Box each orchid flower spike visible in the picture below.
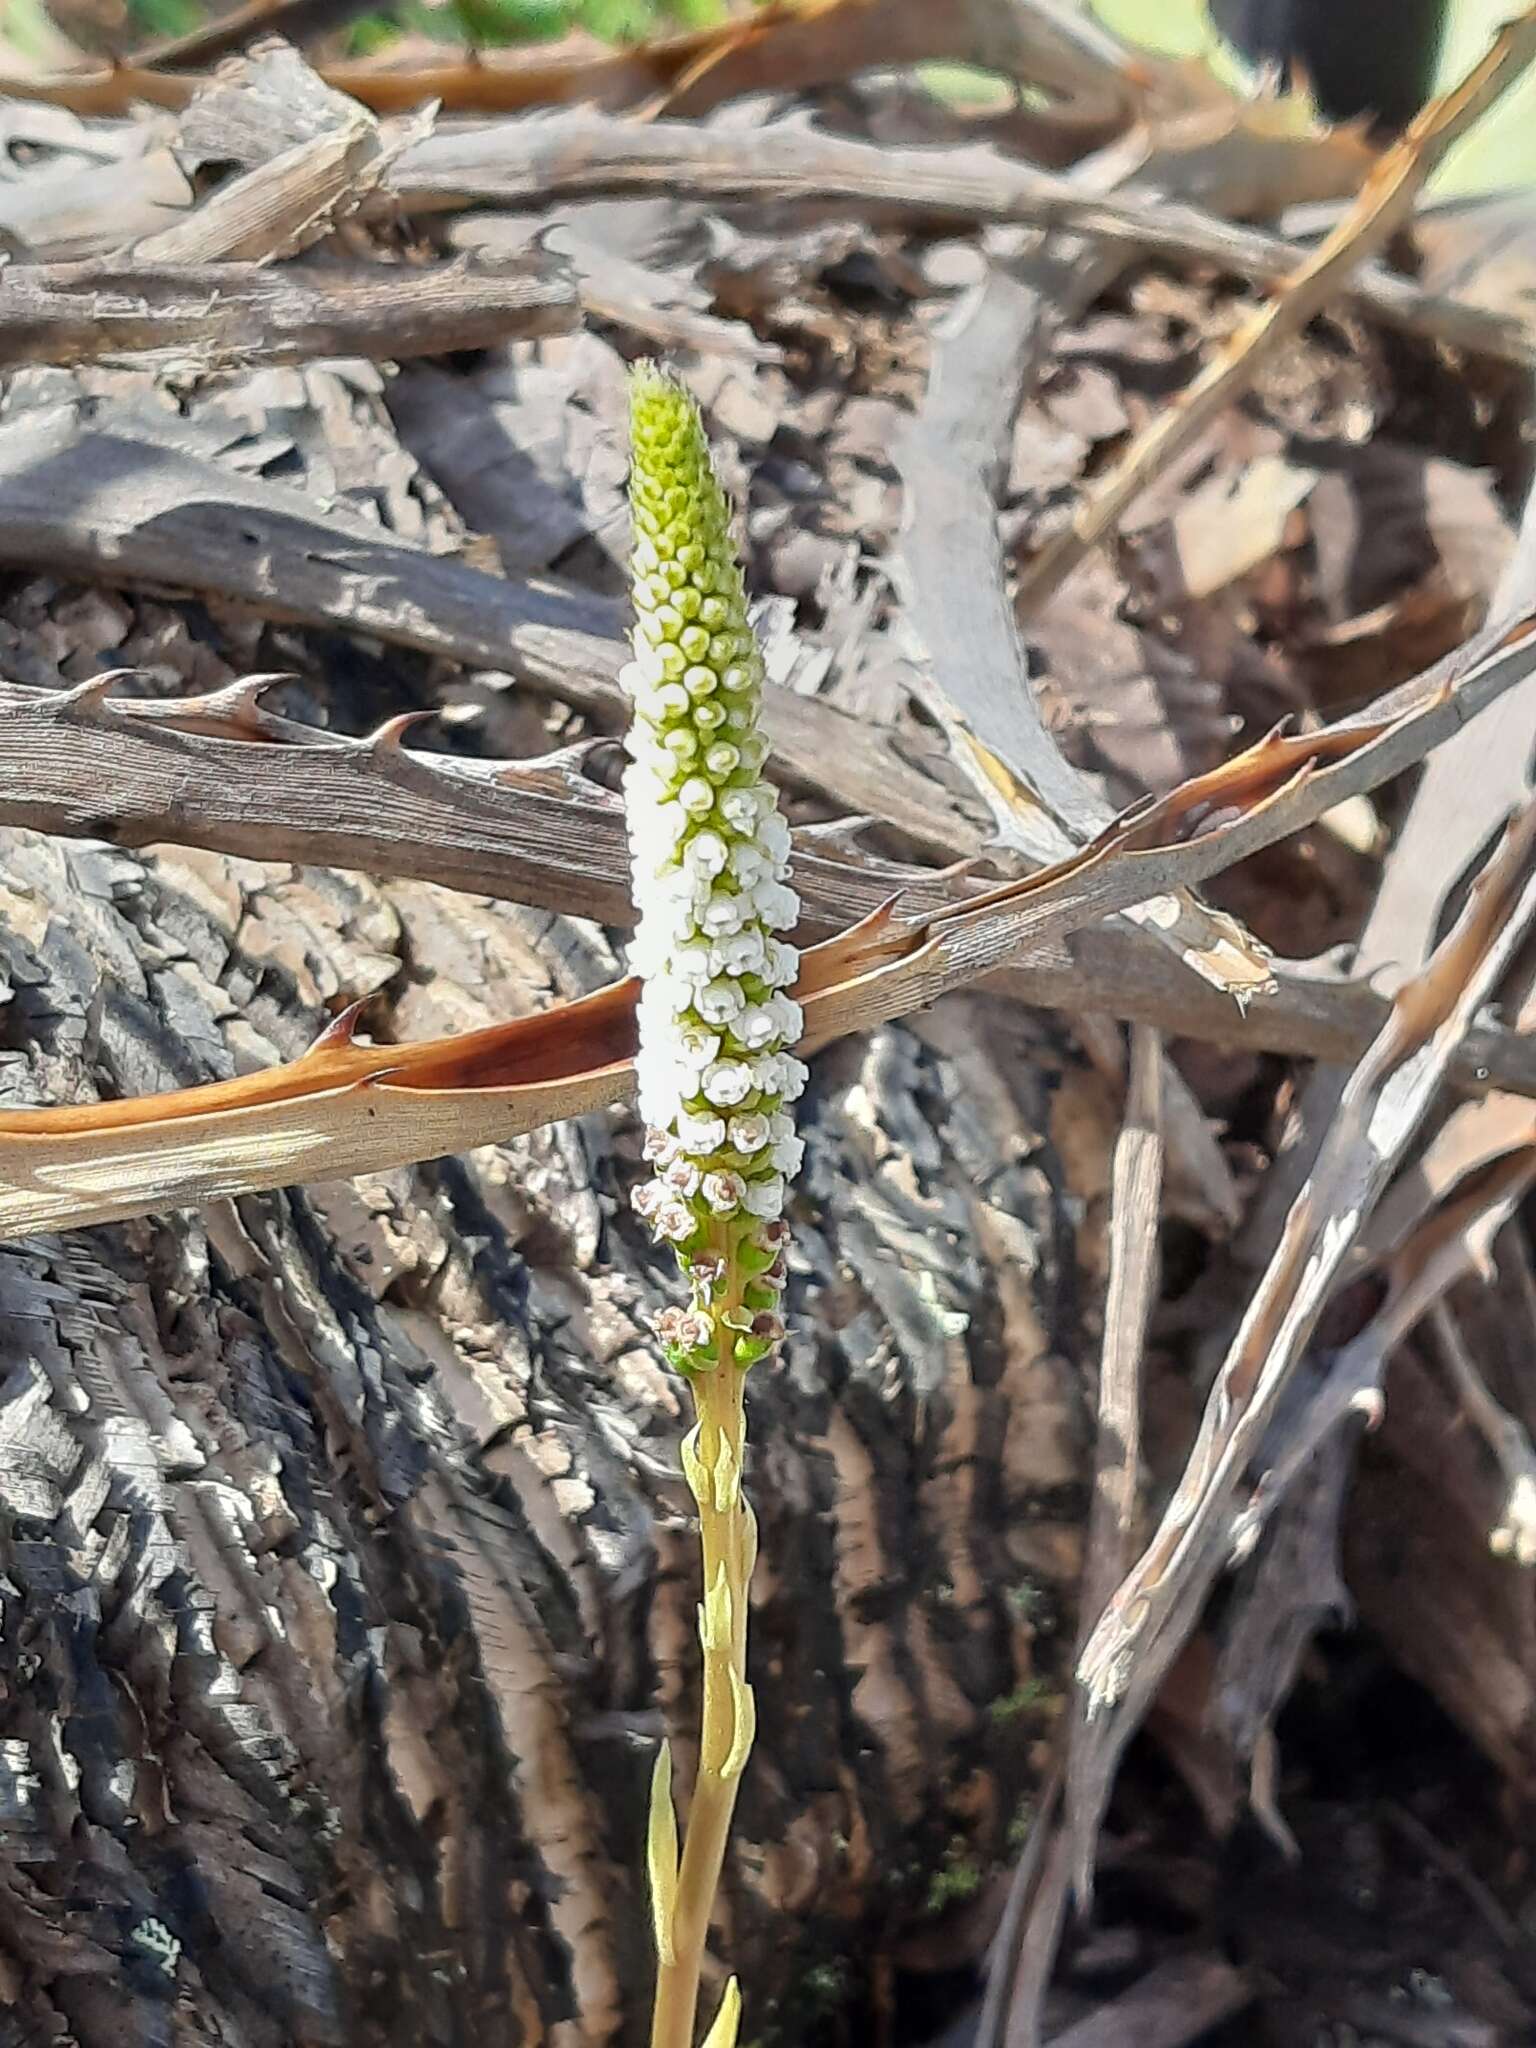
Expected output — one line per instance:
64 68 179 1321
622 363 805 1373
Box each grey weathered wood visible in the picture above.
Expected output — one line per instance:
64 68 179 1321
0 259 578 372
391 114 1536 367
0 827 1088 2045
0 402 625 701
0 405 977 851
896 253 1107 846
4 678 1536 1098
5 102 1525 361
128 69 398 265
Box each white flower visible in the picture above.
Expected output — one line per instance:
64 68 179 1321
683 831 728 879
742 1175 786 1219
759 812 792 865
626 930 664 981
748 1054 787 1096
770 1132 804 1177
654 798 689 848
645 973 693 1022
746 1053 810 1103
728 841 769 887
702 1059 753 1107
622 735 661 777
702 1171 746 1214
655 1199 696 1242
675 1025 722 1071
671 940 712 983
698 891 747 936
763 940 798 989
677 1109 728 1153
696 978 745 1025
658 1306 714 1352
736 1005 778 1050
719 789 763 833
728 1112 771 1154
768 994 804 1040
635 1066 672 1129
753 881 799 929
624 366 809 1368
638 1060 680 1124
711 930 766 977
636 979 676 1025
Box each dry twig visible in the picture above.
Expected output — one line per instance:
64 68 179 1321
1431 1302 1536 1566
894 244 1271 1004
1082 1025 1161 1632
8 91 1520 364
7 590 1536 1092
1239 460 1536 1256
1046 1953 1256 2048
0 259 577 371
382 113 1531 367
1070 798 1536 1901
129 75 412 263
9 662 1536 1237
1014 9 1536 616
978 1025 1163 2048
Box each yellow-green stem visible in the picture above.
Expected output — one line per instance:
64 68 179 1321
650 1353 754 2048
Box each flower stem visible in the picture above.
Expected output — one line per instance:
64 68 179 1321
651 1329 755 2048
623 365 789 2048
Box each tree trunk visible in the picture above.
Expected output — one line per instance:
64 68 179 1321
0 824 1092 2046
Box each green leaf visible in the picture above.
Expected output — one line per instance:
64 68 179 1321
126 0 203 38
464 0 575 40
662 0 728 23
578 0 659 43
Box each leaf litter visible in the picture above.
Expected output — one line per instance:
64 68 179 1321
2 4 1536 2043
